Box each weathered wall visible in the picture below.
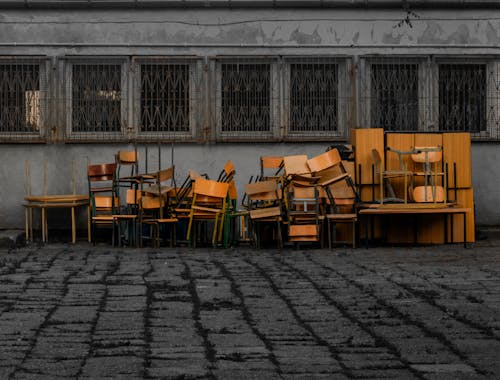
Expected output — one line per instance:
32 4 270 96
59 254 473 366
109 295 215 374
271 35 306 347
0 7 499 228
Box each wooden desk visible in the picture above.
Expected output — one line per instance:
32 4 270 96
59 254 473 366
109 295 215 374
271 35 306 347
358 206 471 247
24 194 89 243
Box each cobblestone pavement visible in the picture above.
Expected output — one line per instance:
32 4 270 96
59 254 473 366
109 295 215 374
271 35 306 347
0 243 499 379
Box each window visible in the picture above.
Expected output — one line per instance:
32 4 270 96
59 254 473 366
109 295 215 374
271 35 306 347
141 63 189 133
439 64 486 133
65 60 126 140
216 61 276 140
137 61 197 140
369 63 419 131
0 61 44 140
286 61 342 137
72 64 121 133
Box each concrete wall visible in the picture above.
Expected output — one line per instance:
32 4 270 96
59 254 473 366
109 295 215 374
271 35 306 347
1 7 500 228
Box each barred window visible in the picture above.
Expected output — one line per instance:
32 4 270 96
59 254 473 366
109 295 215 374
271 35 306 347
370 63 419 131
220 63 270 134
71 63 122 133
140 63 190 133
288 62 338 133
0 63 41 134
439 64 486 133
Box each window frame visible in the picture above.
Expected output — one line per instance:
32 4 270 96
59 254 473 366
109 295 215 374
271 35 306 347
433 57 495 140
132 57 201 142
361 56 427 133
63 57 128 142
213 57 279 142
282 56 351 141
0 57 49 143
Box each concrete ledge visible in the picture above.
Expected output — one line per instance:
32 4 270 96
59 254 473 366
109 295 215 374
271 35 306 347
0 230 26 249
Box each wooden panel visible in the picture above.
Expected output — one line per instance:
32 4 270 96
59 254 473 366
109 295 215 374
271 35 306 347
443 132 472 189
359 184 381 203
414 133 443 147
447 188 475 243
417 215 445 244
289 224 318 237
353 128 384 185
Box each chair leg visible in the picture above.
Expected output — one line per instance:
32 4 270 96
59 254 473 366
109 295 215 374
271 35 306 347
328 218 332 250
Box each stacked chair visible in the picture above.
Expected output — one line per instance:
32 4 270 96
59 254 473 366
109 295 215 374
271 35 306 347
306 149 359 248
283 155 323 245
87 163 119 245
86 147 361 249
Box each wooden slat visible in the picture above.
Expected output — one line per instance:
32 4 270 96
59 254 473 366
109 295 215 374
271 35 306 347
289 224 318 237
250 207 281 219
443 132 472 188
353 128 384 185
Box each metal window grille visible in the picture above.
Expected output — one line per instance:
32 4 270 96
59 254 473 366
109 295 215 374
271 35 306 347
289 62 338 133
219 62 271 137
283 57 351 140
140 63 190 133
369 63 419 131
0 61 46 141
69 62 123 138
438 64 486 133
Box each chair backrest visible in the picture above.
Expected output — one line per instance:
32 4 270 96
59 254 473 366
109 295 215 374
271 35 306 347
141 193 166 210
261 156 283 170
283 155 310 176
218 161 236 182
413 185 445 203
245 180 280 201
156 166 174 183
307 149 342 174
126 189 141 205
260 156 283 179
193 178 229 199
93 196 119 210
88 163 117 182
411 146 442 164
116 150 139 164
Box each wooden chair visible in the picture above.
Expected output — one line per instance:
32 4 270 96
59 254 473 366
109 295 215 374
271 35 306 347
411 146 446 203
372 148 414 204
244 180 283 248
186 178 229 247
115 150 139 182
139 192 177 248
88 163 118 245
307 149 358 248
217 160 236 183
260 156 283 181
286 183 323 244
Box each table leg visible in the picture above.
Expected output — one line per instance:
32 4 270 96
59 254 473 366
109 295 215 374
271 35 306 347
463 212 467 248
71 206 76 243
87 206 91 243
25 208 29 241
41 208 45 242
30 208 33 241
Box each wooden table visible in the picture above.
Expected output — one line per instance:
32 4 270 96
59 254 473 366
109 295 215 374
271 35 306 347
24 194 90 243
358 205 471 248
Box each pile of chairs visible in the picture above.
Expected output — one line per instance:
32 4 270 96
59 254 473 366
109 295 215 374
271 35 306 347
87 146 359 248
88 148 237 248
243 148 359 248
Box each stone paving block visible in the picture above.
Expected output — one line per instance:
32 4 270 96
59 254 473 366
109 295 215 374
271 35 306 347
2 245 500 378
50 306 98 324
20 358 82 377
80 356 144 377
147 359 210 378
